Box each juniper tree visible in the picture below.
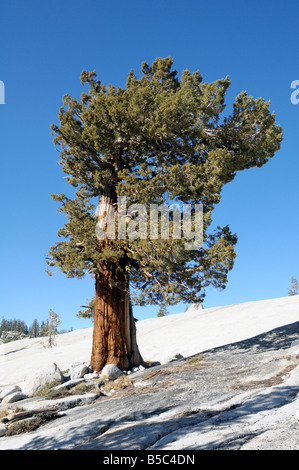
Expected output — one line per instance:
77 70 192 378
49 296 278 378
47 57 282 372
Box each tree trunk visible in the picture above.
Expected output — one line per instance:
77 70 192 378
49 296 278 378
90 189 142 372
90 261 142 372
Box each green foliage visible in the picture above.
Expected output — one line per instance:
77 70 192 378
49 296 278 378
186 354 203 364
34 380 62 397
5 412 58 436
39 321 48 337
47 57 283 305
77 297 95 319
157 304 169 317
0 318 28 337
29 319 40 337
5 419 41 436
48 309 61 333
0 315 71 344
288 277 299 296
47 309 61 348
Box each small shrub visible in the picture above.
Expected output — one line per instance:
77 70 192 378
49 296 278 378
45 382 95 400
186 354 203 364
6 412 58 436
98 424 109 435
45 387 68 400
6 417 42 436
73 382 90 393
35 380 62 397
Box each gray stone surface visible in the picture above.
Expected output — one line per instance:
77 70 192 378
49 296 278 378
0 385 21 401
70 361 89 380
0 424 7 437
1 321 299 450
53 378 85 391
2 392 28 404
21 363 65 397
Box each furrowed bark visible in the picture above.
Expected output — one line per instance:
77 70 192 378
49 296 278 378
90 189 142 372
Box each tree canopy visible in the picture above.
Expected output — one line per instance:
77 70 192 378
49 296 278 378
47 57 282 307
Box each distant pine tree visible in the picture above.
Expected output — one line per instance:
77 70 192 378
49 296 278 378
0 317 8 337
40 321 47 337
157 304 169 317
0 317 29 343
288 277 299 296
47 310 61 348
29 319 40 337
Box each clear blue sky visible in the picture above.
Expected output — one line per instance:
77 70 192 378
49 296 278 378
0 0 298 331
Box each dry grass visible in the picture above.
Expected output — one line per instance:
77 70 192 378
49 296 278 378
45 381 96 400
34 380 62 397
5 411 58 436
232 363 298 391
100 375 134 394
0 408 10 420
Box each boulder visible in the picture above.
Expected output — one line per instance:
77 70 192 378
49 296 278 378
164 353 184 363
100 364 123 380
53 378 84 391
185 303 204 313
70 361 89 380
170 353 184 362
0 424 7 437
2 392 27 405
22 363 65 397
84 372 99 380
0 385 21 401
